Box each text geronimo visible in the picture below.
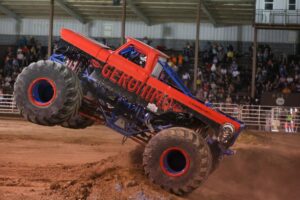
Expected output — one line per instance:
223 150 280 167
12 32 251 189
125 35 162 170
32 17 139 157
101 64 183 112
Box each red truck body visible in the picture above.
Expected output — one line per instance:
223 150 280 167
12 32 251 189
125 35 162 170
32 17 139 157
61 28 243 135
14 28 246 195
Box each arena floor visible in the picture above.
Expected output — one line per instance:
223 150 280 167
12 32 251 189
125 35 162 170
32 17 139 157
0 117 300 200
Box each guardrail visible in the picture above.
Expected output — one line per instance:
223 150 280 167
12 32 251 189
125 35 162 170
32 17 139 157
0 94 299 133
256 9 300 25
0 94 18 114
213 103 300 133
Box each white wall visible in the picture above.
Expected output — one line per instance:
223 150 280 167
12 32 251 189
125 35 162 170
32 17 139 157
256 0 300 10
256 0 300 24
0 17 297 44
0 18 16 35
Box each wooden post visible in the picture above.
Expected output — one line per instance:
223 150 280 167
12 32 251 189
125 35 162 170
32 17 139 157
193 2 201 92
237 25 243 52
251 26 257 98
121 0 126 44
48 0 54 58
15 19 21 44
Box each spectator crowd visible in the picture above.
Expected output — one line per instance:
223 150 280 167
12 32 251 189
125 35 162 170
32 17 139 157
166 42 251 104
0 36 45 94
165 42 300 105
255 44 300 96
0 36 299 105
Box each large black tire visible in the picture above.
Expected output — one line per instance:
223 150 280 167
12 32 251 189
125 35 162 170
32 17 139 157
143 127 212 195
14 60 82 126
61 114 94 129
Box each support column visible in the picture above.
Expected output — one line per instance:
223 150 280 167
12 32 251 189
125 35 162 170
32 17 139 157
296 31 300 54
15 19 21 44
121 0 126 45
193 2 201 92
48 0 54 58
251 26 258 98
237 25 243 52
84 21 92 37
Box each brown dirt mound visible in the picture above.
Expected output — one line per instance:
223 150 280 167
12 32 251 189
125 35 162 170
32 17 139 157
45 147 181 200
1 119 300 200
0 150 180 200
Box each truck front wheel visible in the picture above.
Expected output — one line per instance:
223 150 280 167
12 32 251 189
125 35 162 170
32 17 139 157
14 60 82 126
143 127 212 195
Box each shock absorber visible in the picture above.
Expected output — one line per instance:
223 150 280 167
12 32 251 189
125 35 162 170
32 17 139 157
116 97 154 132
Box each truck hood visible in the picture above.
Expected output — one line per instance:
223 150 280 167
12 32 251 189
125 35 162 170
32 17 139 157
60 28 111 62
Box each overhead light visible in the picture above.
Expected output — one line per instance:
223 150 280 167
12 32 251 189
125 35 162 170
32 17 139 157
219 123 235 144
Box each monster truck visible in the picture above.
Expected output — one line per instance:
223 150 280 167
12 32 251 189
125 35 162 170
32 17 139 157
14 29 244 195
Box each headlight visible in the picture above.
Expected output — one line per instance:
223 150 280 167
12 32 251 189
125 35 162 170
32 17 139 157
219 123 235 144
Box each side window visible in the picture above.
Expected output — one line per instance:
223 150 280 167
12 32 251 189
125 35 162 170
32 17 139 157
151 61 163 78
264 0 273 10
151 59 177 88
289 0 296 10
119 45 147 68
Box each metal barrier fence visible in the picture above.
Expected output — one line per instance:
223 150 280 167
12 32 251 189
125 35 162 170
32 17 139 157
213 103 300 133
256 9 300 25
0 94 18 114
0 94 299 133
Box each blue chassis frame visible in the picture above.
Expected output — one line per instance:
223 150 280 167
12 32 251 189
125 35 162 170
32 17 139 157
50 53 176 137
50 53 243 151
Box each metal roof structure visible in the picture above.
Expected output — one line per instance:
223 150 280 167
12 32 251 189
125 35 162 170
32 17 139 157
0 0 255 26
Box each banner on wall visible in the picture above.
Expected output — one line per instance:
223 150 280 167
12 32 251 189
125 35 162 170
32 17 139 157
261 92 300 107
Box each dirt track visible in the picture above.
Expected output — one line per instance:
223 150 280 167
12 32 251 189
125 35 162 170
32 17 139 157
0 117 300 200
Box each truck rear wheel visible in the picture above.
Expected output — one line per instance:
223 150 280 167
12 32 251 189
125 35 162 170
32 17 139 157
143 127 212 195
14 60 82 126
61 114 94 129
